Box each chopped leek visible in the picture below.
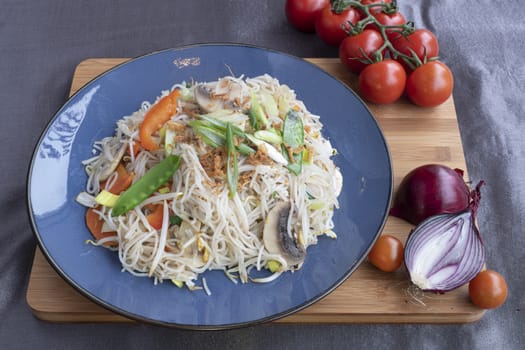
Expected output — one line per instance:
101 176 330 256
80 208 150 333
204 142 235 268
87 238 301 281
266 260 281 273
236 143 256 155
188 120 226 148
302 148 313 165
95 190 120 207
308 200 325 210
249 93 268 129
278 95 290 119
260 91 279 119
164 127 177 155
171 279 184 288
247 134 288 165
254 130 282 145
225 123 238 197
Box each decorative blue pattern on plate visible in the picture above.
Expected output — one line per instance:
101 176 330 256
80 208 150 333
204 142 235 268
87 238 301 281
27 44 392 329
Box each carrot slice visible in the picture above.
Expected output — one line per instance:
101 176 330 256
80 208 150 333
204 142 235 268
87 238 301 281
127 141 142 158
139 89 181 151
85 207 117 247
146 204 164 230
104 164 134 195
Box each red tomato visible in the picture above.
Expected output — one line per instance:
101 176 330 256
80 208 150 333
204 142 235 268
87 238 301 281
366 11 406 40
469 270 508 309
367 234 404 272
285 0 329 32
392 29 439 69
360 0 393 15
358 59 406 104
339 29 384 74
406 61 454 107
315 4 360 46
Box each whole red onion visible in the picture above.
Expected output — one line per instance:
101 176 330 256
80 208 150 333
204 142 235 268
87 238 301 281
390 164 471 225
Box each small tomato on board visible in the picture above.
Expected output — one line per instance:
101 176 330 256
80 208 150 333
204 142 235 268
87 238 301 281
469 270 508 309
285 0 329 32
367 234 404 272
405 61 454 107
358 59 406 104
315 4 360 46
339 29 385 74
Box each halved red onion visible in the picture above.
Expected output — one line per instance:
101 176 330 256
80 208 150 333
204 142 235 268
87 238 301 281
404 181 485 292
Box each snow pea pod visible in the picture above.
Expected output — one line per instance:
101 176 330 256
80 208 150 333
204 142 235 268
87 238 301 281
111 155 181 216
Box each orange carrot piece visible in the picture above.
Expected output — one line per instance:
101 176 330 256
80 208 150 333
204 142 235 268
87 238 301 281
127 141 142 158
85 207 117 247
146 204 164 230
105 164 134 195
139 89 181 151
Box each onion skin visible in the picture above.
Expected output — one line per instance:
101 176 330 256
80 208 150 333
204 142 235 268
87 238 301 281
390 164 470 225
404 208 485 292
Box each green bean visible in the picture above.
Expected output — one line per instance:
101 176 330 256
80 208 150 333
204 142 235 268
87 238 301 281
282 109 305 175
282 109 304 148
111 155 181 216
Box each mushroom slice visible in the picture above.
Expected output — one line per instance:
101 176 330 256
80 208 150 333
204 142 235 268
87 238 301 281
263 201 306 266
194 79 243 113
194 83 223 113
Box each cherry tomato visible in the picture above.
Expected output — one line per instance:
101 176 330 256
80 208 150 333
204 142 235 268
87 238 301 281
405 61 453 107
366 11 406 40
360 0 393 15
392 29 439 70
367 234 404 272
469 270 508 309
339 29 384 74
358 59 406 104
285 0 329 32
315 4 360 46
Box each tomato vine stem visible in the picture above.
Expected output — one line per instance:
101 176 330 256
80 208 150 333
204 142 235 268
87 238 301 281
338 0 427 68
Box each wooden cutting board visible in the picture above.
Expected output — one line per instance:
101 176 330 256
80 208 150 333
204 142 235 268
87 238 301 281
26 58 485 324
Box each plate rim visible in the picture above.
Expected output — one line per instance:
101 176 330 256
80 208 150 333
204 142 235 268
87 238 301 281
26 42 393 329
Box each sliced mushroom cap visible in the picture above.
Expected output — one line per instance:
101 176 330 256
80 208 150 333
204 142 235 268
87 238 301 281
194 78 243 113
263 201 306 266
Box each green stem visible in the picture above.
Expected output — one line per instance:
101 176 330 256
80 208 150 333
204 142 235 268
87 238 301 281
342 0 422 68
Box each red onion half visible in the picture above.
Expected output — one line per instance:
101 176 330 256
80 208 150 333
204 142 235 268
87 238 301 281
404 182 485 292
390 164 471 225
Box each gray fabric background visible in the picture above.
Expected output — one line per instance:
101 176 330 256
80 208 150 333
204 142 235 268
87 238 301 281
1 0 523 348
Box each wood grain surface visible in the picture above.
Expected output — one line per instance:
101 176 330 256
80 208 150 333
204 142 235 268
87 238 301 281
26 58 485 324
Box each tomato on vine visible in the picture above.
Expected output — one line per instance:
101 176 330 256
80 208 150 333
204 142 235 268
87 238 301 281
285 0 329 32
391 28 439 69
315 3 360 46
405 61 453 107
358 59 406 104
339 29 384 74
360 0 393 15
366 10 406 40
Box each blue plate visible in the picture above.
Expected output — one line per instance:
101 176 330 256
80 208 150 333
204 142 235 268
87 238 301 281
27 44 392 329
